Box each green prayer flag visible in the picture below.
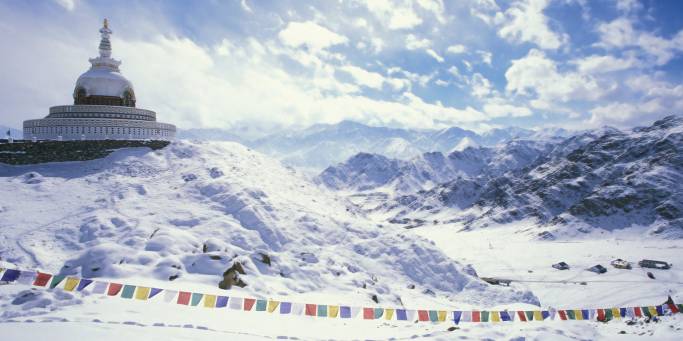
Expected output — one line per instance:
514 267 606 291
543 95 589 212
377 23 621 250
256 299 267 311
121 285 136 299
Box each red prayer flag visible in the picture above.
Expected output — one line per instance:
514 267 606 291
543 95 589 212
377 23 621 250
558 310 567 320
634 307 642 317
668 303 680 314
244 298 256 311
305 304 317 316
107 283 123 296
177 291 191 305
364 308 374 320
517 311 527 321
417 310 429 321
33 272 52 287
597 309 605 321
472 311 481 322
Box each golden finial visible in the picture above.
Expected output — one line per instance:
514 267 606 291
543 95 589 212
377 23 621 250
103 18 109 29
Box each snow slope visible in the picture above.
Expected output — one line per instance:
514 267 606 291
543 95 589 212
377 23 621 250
0 141 533 310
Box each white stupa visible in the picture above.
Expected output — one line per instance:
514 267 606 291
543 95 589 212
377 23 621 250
23 19 176 141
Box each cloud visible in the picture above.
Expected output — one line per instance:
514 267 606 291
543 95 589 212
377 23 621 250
505 49 607 107
54 0 77 11
446 44 467 54
571 54 637 74
426 49 444 62
359 0 423 30
470 73 493 98
339 65 392 90
483 99 533 118
405 34 431 50
477 50 493 65
497 0 569 50
596 17 683 65
278 21 348 50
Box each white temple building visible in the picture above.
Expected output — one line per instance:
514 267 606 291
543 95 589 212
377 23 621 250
23 19 176 141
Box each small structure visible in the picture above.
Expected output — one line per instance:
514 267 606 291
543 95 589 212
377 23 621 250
638 259 671 270
480 277 512 286
610 259 632 269
552 261 570 270
587 264 607 274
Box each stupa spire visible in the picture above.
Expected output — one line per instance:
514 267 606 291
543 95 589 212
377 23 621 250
98 18 113 58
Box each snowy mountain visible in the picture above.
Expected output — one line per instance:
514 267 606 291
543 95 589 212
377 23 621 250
318 139 553 195
179 120 567 171
383 115 683 237
0 141 535 308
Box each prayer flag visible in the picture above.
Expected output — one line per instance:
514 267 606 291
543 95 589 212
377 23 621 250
318 305 328 317
581 310 589 320
374 308 384 319
429 310 438 322
190 293 203 306
149 288 163 299
472 311 481 322
517 311 527 321
533 310 542 321
63 277 80 292
135 287 151 300
77 279 93 291
396 309 408 321
107 283 123 296
291 303 305 315
229 297 243 310
619 308 627 318
164 290 178 303
406 310 416 321
418 310 429 321
243 298 256 311
500 311 511 321
597 309 605 321
461 311 472 322
542 310 550 320
491 311 500 322
634 307 642 317
33 272 52 287
203 294 217 308
453 311 462 324
340 306 351 318
177 291 191 305
384 308 394 320
329 305 340 318
656 305 663 316
280 302 292 314
1 269 20 282
50 275 66 289
558 310 568 320
306 304 317 316
121 285 136 299
17 271 36 285
480 311 489 322
648 306 658 316
267 300 279 313
91 281 108 294
216 296 229 308
525 311 534 321
364 308 374 320
351 306 362 318
438 310 447 322
255 299 267 311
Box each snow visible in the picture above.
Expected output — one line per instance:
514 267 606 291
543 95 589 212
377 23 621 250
1 138 682 340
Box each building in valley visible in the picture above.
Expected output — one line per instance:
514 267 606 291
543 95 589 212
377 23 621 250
23 19 176 141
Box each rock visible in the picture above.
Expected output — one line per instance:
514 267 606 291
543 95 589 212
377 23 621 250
218 262 247 289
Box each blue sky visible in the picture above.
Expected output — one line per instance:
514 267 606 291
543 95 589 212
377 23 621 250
1 0 682 133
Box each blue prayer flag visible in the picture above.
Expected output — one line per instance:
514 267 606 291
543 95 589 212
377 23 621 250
216 296 229 308
453 311 462 324
280 302 292 314
1 269 20 282
340 306 352 318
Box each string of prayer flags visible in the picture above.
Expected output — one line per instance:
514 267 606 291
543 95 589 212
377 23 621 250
1 267 681 326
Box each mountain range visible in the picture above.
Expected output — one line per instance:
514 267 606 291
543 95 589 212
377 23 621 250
319 115 683 238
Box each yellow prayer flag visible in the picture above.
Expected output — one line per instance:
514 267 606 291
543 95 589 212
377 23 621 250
267 300 280 313
385 308 395 320
533 310 542 321
491 311 500 322
611 308 621 319
328 305 340 318
648 306 657 316
135 287 151 300
574 309 583 320
204 294 217 308
438 311 447 322
63 277 79 291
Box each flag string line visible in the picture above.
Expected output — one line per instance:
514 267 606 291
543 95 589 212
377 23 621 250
1 267 680 324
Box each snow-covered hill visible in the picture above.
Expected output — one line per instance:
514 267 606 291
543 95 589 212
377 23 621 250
383 115 683 237
0 141 534 309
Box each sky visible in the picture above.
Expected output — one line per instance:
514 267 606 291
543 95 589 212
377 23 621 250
1 0 682 134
